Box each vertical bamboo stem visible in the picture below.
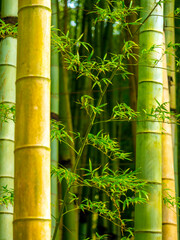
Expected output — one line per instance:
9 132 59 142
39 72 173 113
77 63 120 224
164 1 179 237
56 1 78 239
125 0 139 154
135 1 163 239
0 1 17 239
162 34 177 240
51 0 60 239
164 0 176 110
14 1 51 239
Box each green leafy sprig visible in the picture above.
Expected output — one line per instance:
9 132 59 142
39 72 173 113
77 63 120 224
0 103 15 122
87 131 131 161
0 19 17 38
53 161 148 236
0 186 14 206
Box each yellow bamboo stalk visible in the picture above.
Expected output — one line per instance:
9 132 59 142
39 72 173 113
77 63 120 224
164 1 179 237
162 35 177 240
14 1 51 239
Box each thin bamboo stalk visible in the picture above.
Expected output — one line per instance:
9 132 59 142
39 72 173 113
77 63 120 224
0 1 17 239
110 78 121 239
125 0 139 154
164 1 179 238
173 123 179 238
162 34 177 240
57 1 78 239
14 0 51 239
135 1 164 239
164 0 176 110
59 64 78 239
79 160 91 239
175 1 180 237
51 0 60 239
1 0 18 16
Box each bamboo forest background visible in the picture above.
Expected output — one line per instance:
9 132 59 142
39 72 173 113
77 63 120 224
0 0 180 239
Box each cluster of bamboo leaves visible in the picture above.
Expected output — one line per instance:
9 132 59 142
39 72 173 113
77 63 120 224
0 186 13 206
0 103 15 122
91 0 141 26
0 19 17 38
52 161 148 238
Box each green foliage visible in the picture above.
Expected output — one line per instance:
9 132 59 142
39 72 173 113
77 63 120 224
51 28 137 91
0 19 17 38
51 28 91 58
50 119 78 154
91 0 141 27
76 95 107 117
163 189 180 209
0 186 14 206
87 131 131 160
112 103 138 121
140 43 163 66
175 8 180 16
142 100 180 125
0 103 15 122
51 119 73 143
50 28 144 240
52 162 148 236
143 100 171 121
51 165 79 187
84 232 109 240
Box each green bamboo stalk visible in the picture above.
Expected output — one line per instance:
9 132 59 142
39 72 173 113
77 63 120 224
74 0 80 42
174 1 180 237
86 188 94 239
162 37 177 240
0 1 17 239
56 1 78 239
110 78 121 239
164 0 176 110
1 0 18 16
59 65 78 239
79 166 91 239
135 1 164 240
125 0 139 154
73 0 93 134
51 0 60 239
14 0 51 239
97 93 109 235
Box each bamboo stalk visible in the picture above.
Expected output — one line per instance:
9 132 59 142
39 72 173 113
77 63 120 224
164 0 176 110
125 0 139 154
56 1 78 239
135 1 164 239
14 1 51 239
0 1 17 239
164 1 179 238
162 33 177 240
51 0 60 239
59 61 78 240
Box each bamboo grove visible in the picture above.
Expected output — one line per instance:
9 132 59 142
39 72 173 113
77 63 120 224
0 0 179 239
